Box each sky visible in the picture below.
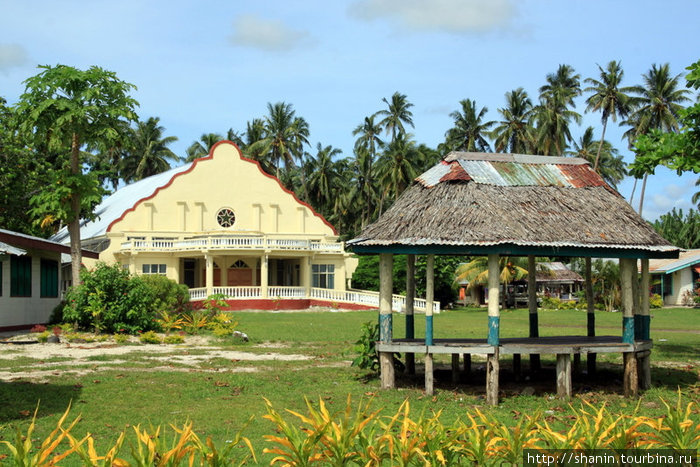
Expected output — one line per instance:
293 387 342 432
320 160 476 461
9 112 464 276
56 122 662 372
1 0 698 222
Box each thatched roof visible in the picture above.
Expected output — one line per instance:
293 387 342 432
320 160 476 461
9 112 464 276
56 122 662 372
348 152 679 259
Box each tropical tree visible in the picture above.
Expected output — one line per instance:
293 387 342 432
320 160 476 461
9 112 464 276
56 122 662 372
652 208 700 249
375 133 420 202
186 133 222 162
533 64 582 155
584 60 635 171
491 88 535 153
305 143 342 214
376 92 414 143
121 117 180 182
624 63 691 215
566 127 626 189
248 102 310 177
14 65 138 286
443 99 495 152
353 115 383 226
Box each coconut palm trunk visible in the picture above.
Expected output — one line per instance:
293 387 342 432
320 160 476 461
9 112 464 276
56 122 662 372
69 132 82 287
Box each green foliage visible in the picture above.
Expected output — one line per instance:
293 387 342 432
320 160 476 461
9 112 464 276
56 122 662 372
114 333 130 344
650 293 664 308
63 262 181 334
140 274 191 314
652 208 700 249
351 321 380 371
209 312 238 338
139 330 162 344
163 334 185 344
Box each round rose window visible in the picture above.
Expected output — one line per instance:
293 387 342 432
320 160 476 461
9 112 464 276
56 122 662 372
216 208 236 228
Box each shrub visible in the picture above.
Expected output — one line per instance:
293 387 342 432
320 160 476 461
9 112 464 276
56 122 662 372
36 331 49 343
114 333 130 344
29 324 46 333
140 274 191 315
163 334 185 344
209 312 238 338
139 331 162 344
63 263 166 334
650 293 664 308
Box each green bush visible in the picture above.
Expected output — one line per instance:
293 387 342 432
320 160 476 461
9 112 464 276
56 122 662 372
139 330 162 344
63 262 184 334
650 293 664 308
163 334 185 344
140 274 191 314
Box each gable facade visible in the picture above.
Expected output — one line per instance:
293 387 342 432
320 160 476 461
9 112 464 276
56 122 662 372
63 142 354 302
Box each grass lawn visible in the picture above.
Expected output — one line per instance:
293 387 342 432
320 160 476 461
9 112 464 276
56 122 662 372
0 307 698 464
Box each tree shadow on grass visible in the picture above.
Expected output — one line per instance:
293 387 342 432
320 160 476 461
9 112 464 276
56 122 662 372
0 381 82 423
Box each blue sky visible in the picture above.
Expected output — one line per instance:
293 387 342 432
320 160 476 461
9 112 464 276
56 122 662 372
1 0 698 221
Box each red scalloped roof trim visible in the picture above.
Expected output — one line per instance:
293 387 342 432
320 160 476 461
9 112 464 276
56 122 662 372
107 140 338 235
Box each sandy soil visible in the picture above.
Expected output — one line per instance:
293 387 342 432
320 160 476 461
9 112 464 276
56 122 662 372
0 333 315 382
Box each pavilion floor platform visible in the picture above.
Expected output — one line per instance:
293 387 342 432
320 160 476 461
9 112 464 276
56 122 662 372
377 336 652 401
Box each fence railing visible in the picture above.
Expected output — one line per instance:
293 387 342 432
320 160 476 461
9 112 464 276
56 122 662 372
187 286 440 313
120 235 343 253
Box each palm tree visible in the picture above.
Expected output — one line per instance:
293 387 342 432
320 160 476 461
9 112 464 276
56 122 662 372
584 61 635 171
533 65 582 156
353 115 383 226
376 92 414 143
444 99 494 152
455 257 541 308
624 63 691 214
249 102 310 177
693 177 700 208
122 117 181 182
375 133 420 202
305 143 342 214
566 127 626 189
491 88 535 153
186 133 222 162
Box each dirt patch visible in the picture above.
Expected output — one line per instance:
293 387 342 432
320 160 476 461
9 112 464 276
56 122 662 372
0 333 315 382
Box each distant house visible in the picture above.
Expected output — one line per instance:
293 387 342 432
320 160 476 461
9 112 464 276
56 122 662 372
458 261 584 306
0 229 98 330
647 249 700 306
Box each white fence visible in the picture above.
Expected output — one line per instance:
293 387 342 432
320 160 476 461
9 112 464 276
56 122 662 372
188 286 440 313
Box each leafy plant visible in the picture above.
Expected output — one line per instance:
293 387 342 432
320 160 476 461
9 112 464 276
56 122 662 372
181 310 210 335
0 403 87 466
156 310 184 334
209 312 238 338
351 321 380 371
163 334 185 344
641 390 700 450
190 417 256 466
139 331 162 344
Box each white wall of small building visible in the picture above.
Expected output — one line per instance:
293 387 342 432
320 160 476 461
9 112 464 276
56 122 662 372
0 250 62 329
665 267 695 306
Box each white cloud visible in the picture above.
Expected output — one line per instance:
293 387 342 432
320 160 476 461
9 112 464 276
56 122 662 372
348 0 516 34
228 14 313 52
0 43 29 72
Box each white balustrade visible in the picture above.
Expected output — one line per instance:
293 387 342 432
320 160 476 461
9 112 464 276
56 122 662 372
121 235 342 253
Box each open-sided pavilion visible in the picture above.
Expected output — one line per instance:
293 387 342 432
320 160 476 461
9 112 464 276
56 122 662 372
348 152 680 405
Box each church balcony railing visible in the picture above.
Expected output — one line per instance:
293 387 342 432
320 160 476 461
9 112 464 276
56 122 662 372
119 235 344 254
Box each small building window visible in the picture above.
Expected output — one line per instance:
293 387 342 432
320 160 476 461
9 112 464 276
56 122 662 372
142 264 167 275
312 264 335 289
11 256 32 297
40 259 59 298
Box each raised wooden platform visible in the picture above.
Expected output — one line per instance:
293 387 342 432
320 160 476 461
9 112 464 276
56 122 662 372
377 335 652 355
376 336 652 402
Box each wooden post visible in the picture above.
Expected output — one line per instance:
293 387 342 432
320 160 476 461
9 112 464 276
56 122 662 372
486 349 499 406
513 354 522 382
620 258 638 397
632 259 640 340
527 255 540 372
463 354 471 379
379 253 395 389
585 257 596 375
640 259 651 390
452 354 460 384
486 254 500 405
556 353 572 399
425 254 435 395
405 254 416 375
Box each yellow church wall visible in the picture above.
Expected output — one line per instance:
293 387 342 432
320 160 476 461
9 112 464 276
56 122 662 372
109 143 336 238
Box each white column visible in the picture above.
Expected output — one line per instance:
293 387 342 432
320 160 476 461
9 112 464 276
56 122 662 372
261 254 269 298
205 253 214 297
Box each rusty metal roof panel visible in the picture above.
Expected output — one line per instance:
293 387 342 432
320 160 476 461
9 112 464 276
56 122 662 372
458 160 509 185
415 162 451 187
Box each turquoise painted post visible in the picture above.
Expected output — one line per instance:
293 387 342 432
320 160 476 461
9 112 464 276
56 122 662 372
487 254 500 347
641 258 651 341
620 258 635 345
425 254 435 346
406 254 415 340
622 316 635 344
379 313 392 343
